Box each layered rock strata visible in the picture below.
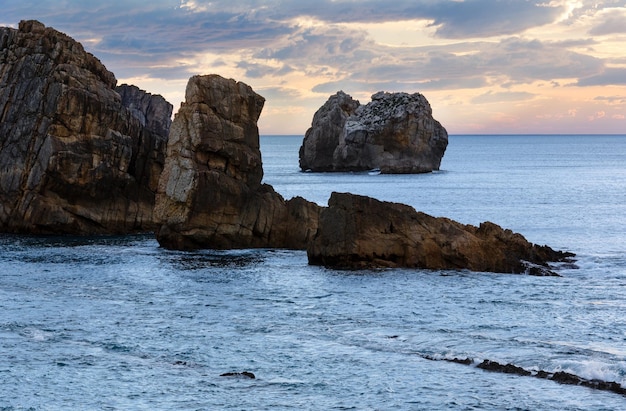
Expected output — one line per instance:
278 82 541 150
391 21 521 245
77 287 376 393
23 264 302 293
300 91 448 173
0 20 172 234
154 74 320 250
307 192 574 275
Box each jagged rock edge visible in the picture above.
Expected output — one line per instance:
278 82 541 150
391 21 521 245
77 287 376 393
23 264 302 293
419 355 626 397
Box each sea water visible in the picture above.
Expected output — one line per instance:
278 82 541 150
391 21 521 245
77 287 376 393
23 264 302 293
1 135 625 410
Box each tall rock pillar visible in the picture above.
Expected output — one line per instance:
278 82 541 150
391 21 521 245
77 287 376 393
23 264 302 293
155 74 320 250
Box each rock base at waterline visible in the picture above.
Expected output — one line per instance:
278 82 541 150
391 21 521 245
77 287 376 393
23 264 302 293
307 192 574 275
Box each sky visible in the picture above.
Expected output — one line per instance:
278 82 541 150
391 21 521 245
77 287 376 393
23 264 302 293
2 0 625 135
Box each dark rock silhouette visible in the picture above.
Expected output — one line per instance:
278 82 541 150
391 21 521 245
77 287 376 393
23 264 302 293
300 90 448 173
0 20 172 234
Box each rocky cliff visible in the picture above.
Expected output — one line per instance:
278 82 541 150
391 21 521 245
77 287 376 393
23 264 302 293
154 74 320 250
0 20 172 234
300 91 448 174
308 192 574 275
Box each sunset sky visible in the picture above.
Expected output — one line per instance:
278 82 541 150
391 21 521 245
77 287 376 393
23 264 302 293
2 0 625 135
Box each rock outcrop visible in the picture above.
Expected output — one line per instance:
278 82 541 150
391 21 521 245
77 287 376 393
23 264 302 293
0 21 571 277
154 74 320 250
0 20 172 234
307 192 574 275
299 91 360 172
153 76 571 273
299 91 448 173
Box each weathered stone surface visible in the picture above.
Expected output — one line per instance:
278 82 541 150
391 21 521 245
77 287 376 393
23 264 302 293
300 91 448 173
0 20 172 234
116 84 172 140
155 74 320 250
307 192 574 274
299 91 359 171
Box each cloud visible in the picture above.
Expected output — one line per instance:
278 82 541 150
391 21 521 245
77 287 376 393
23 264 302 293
588 111 606 121
4 1 293 56
2 0 570 59
578 68 626 86
254 24 375 68
594 95 626 105
2 0 624 134
311 76 488 95
471 91 535 104
487 37 603 83
424 0 565 38
303 35 603 96
0 1 604 88
589 8 626 35
236 61 294 78
177 0 566 38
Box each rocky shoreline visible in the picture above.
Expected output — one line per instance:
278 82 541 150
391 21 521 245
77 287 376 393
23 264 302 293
0 20 575 274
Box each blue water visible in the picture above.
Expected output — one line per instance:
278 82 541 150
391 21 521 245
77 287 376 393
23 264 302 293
2 135 626 410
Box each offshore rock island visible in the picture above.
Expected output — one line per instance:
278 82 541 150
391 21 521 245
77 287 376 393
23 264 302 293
299 90 448 173
0 20 574 274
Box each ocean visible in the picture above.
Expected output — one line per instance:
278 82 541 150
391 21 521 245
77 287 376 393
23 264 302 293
1 135 625 410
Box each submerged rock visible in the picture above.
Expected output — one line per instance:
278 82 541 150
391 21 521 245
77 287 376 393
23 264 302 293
299 91 448 173
477 360 532 376
307 192 574 274
154 74 320 250
426 356 626 397
220 371 256 379
0 20 172 234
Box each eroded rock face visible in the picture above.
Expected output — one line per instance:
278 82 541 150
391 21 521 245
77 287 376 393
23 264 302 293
0 20 172 234
299 91 359 171
300 91 448 173
155 74 320 250
307 192 574 275
117 84 172 140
